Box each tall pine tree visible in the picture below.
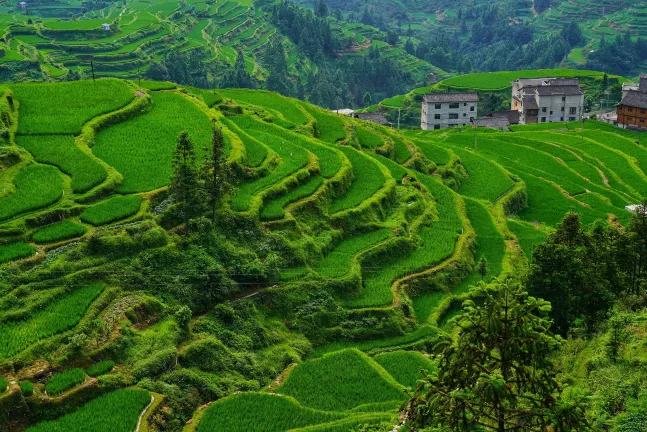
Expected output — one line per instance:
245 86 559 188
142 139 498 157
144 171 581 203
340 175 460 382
171 131 205 232
201 126 233 223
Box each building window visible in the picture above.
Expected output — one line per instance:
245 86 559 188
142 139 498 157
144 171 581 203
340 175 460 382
560 117 564 121
570 107 577 114
434 114 441 120
550 111 553 115
561 107 565 112
463 113 467 117
464 103 467 106
434 124 440 130
449 103 459 109
470 106 475 112
541 117 547 122
542 107 547 113
629 108 634 112
562 97 566 101
435 104 441 109
470 117 474 122
449 113 459 119
642 110 646 115
569 117 576 121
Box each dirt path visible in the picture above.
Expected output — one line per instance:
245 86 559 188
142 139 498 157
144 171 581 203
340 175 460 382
135 395 155 432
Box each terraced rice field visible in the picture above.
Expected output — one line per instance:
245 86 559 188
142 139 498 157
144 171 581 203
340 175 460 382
3 78 647 431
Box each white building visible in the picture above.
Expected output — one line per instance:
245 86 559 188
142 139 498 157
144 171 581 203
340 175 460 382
102 23 111 31
421 92 478 130
511 78 584 124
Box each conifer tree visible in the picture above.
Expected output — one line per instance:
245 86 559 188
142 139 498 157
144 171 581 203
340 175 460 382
201 126 233 223
405 280 588 431
478 255 488 279
171 131 205 232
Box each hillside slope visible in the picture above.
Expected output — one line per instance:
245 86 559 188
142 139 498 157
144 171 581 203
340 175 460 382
0 77 645 430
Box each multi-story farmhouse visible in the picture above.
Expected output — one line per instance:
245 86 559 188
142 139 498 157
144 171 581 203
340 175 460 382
511 78 584 124
420 92 478 130
617 74 647 130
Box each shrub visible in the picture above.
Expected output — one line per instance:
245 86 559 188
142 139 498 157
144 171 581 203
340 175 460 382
20 381 33 397
0 377 7 393
132 348 176 379
32 220 88 244
46 368 86 396
86 360 115 377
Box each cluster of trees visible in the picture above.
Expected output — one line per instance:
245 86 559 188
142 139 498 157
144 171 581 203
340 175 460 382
146 47 215 88
407 280 588 430
587 33 647 76
528 210 647 335
413 14 584 72
169 126 232 230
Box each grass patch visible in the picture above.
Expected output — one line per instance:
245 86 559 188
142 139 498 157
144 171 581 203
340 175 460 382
197 392 347 432
86 360 114 377
80 195 142 226
451 147 513 202
373 350 436 389
32 220 87 244
0 242 36 264
260 176 323 220
12 79 133 135
45 368 86 396
314 229 391 278
0 164 63 222
356 127 383 149
93 92 213 193
329 147 386 214
219 89 309 126
305 107 347 143
27 389 150 432
0 284 104 358
17 135 106 193
508 220 549 261
278 349 406 411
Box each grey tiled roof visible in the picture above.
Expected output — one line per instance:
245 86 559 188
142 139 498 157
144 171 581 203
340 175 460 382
423 92 479 103
488 110 520 124
620 90 647 110
522 95 538 110
354 112 391 125
474 117 510 129
533 85 584 96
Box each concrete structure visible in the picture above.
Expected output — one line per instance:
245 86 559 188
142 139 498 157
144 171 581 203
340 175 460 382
421 92 478 130
18 1 26 9
332 108 355 116
102 23 111 31
474 117 510 130
617 74 647 130
511 78 584 124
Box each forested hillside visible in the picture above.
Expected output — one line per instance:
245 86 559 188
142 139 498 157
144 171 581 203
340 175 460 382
1 77 647 430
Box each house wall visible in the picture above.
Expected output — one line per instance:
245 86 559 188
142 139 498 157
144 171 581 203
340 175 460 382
535 94 584 123
617 105 647 129
421 101 477 130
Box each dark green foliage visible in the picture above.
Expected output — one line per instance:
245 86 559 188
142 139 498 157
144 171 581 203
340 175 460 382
132 348 177 379
527 213 627 334
46 368 86 396
180 338 236 372
86 360 114 377
171 131 207 230
0 377 7 393
19 381 33 397
406 280 588 431
201 127 233 223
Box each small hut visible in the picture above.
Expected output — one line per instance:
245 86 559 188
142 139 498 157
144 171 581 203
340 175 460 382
19 2 26 9
101 23 110 31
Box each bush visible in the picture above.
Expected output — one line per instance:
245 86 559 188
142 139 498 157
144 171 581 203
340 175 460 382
132 349 176 379
20 381 33 397
87 360 115 377
46 368 86 396
0 377 7 393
